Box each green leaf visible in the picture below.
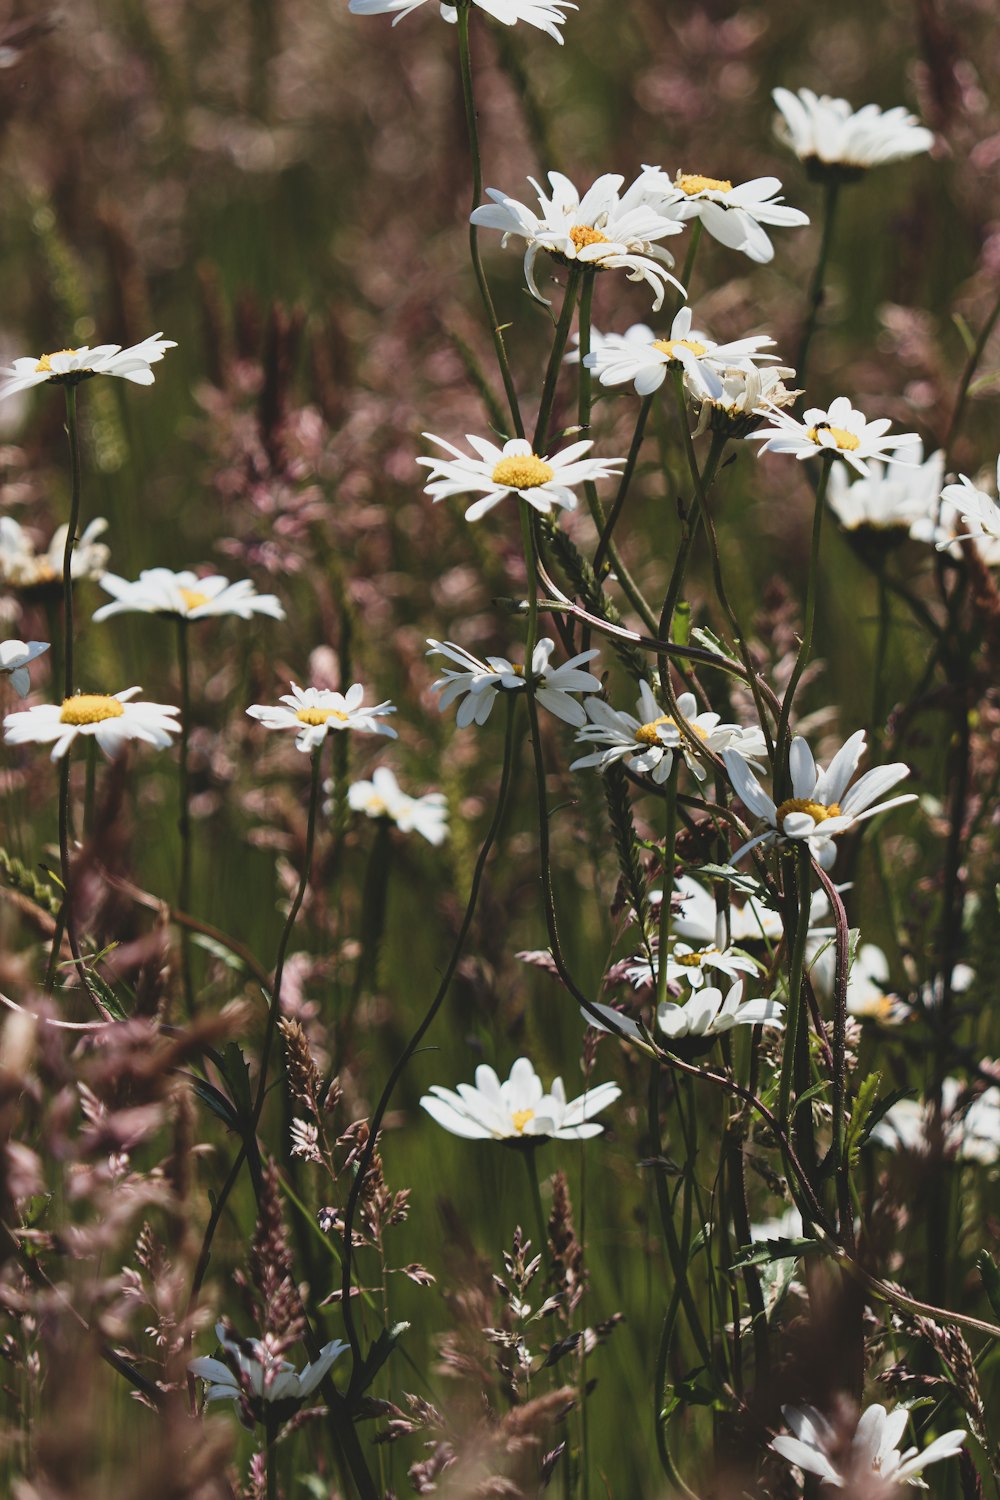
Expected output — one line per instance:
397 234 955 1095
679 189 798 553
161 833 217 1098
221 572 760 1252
845 1071 882 1168
83 970 129 1022
859 1087 916 1149
187 1076 239 1130
356 1322 409 1393
218 1042 254 1118
695 863 767 897
190 932 249 973
730 1236 822 1269
976 1250 1000 1325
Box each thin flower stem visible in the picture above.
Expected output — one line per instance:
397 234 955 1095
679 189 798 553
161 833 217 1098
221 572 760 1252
521 1148 550 1269
777 844 814 1131
871 558 891 749
944 283 1000 465
341 696 519 1393
533 264 582 452
796 179 840 388
456 6 524 439
773 454 832 796
251 744 324 1134
61 384 82 700
812 863 855 1254
676 219 702 308
655 763 679 1010
54 753 99 1007
593 394 653 580
176 618 195 1015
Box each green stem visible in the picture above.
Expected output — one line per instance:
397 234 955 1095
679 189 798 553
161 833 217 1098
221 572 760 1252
676 219 702 307
871 559 891 752
250 745 324 1135
944 284 1000 464
656 764 680 1010
773 455 831 797
521 1148 550 1269
796 179 840 389
777 844 814 1131
647 1062 713 1372
593 394 653 580
456 6 524 438
533 264 582 452
61 384 82 700
176 618 195 1014
54 752 99 1007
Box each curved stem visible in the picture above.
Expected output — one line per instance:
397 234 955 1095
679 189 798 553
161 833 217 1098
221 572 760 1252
777 844 814 1132
533 264 582 452
796 179 841 389
593 394 653 580
176 618 195 1015
251 745 324 1135
944 284 1000 464
456 6 524 438
773 455 831 797
341 696 519 1392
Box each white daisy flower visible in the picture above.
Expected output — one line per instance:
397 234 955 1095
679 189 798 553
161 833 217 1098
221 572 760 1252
0 515 109 591
938 457 1000 553
92 567 285 623
669 873 831 949
723 730 916 870
582 312 778 401
0 639 48 698
0 333 176 402
640 166 809 265
690 364 800 440
419 433 623 524
470 170 686 310
747 395 921 477
809 939 908 1024
571 683 767 786
420 1057 620 1142
871 1078 1000 1165
426 636 601 729
772 88 935 177
347 765 449 846
584 981 783 1044
625 941 760 994
247 682 397 754
4 687 180 761
190 1322 348 1421
772 1402 964 1490
827 441 945 537
348 0 575 41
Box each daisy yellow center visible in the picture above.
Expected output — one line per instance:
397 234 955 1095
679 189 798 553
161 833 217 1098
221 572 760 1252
676 949 711 967
179 587 211 612
35 348 79 373
491 454 555 489
511 1108 535 1134
652 337 708 360
807 423 860 452
569 225 610 250
677 174 733 195
634 714 707 747
296 706 350 726
366 795 388 814
775 797 843 825
59 694 124 725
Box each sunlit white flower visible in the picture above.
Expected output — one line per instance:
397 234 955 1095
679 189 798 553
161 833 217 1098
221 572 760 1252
419 433 623 523
247 682 397 753
0 515 109 591
427 636 601 728
690 364 800 440
470 170 686 310
348 0 575 41
582 312 778 400
92 567 284 623
828 442 945 538
585 981 783 1044
724 730 915 869
4 687 180 761
871 1078 1000 1164
572 683 766 785
938 458 1000 556
810 939 908 1024
420 1057 620 1142
625 941 760 993
641 166 809 264
772 88 935 177
772 1402 964 1490
669 873 831 950
0 639 48 698
0 333 176 402
190 1322 348 1422
347 765 448 845
748 396 921 477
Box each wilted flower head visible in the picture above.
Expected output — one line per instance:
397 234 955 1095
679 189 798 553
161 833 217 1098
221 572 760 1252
0 333 175 401
772 1400 964 1490
470 169 686 309
690 365 799 439
772 88 935 178
348 0 576 41
420 1057 621 1142
347 765 448 845
190 1322 348 1427
0 516 109 593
